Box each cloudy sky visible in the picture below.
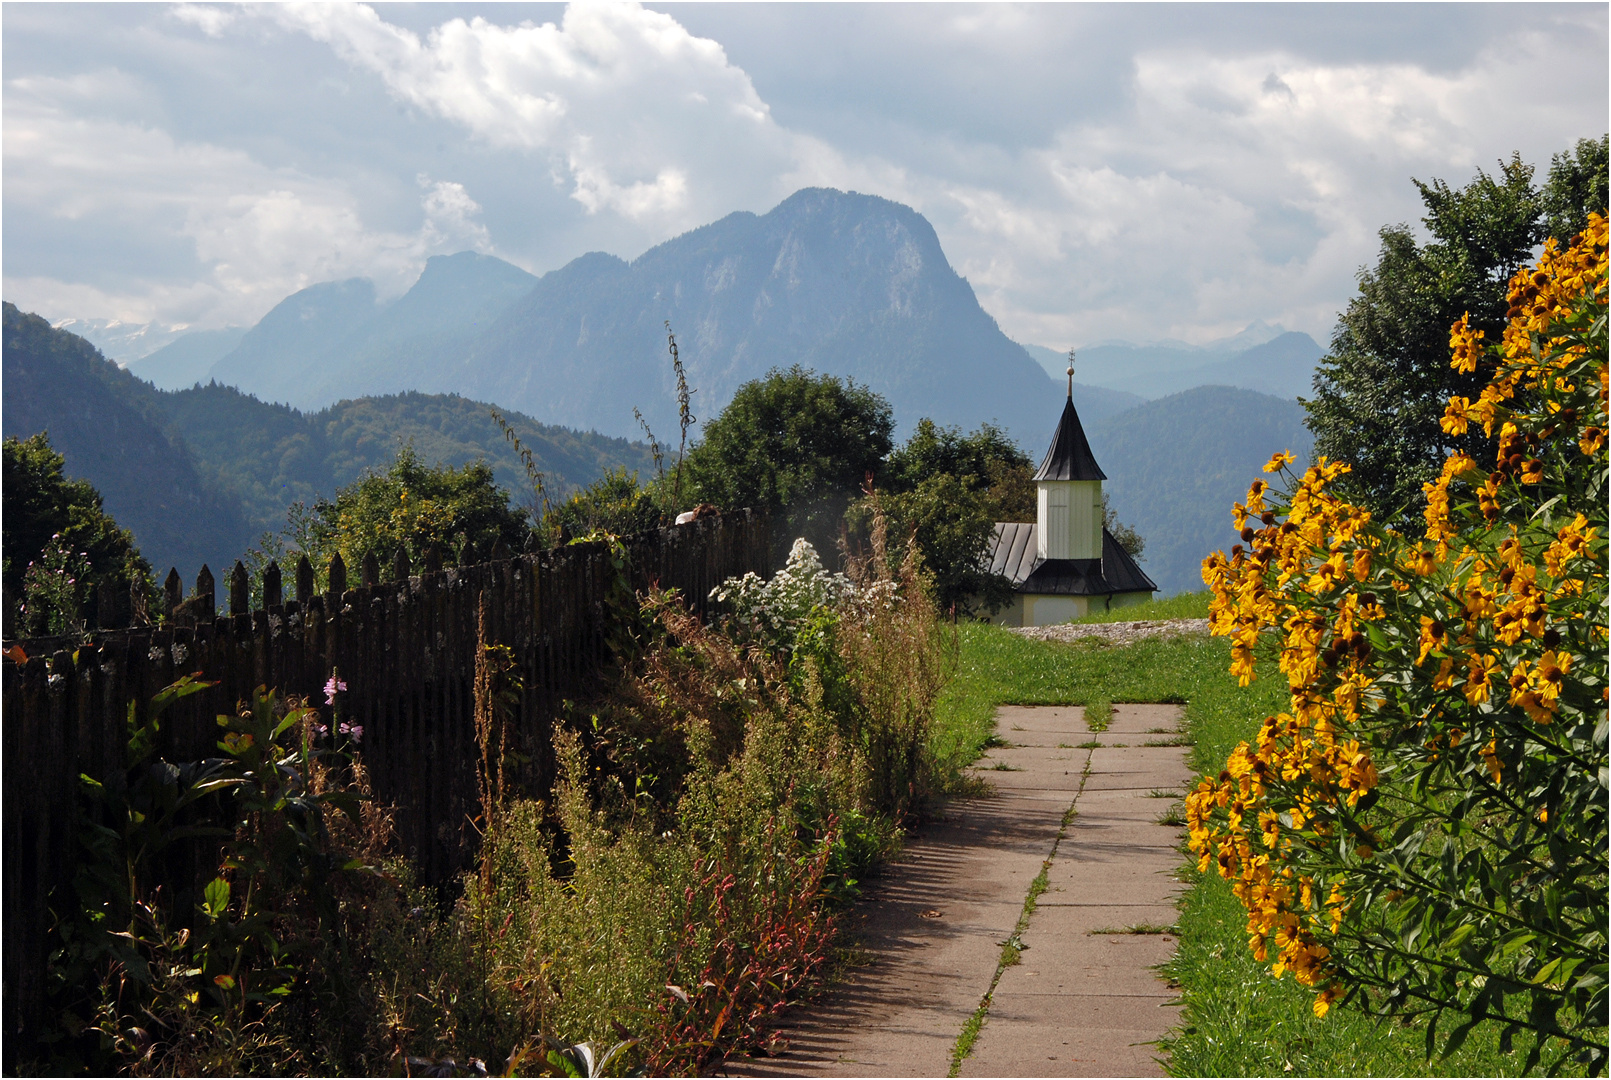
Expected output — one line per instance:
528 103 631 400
4 2 1606 354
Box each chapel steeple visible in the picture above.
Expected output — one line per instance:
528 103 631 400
1034 349 1106 560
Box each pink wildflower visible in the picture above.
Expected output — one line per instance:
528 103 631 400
324 675 347 705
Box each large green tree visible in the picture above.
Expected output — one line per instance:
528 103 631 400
1305 138 1608 519
3 433 152 636
682 366 894 558
258 443 528 584
869 419 1033 614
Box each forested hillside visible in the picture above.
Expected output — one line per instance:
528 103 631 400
2 303 254 577
1088 385 1314 595
3 306 657 578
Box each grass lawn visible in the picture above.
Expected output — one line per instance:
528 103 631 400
931 603 1586 1078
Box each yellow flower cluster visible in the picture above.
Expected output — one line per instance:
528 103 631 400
1191 214 1609 1020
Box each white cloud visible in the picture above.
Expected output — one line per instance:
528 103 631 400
921 30 1607 349
260 1 795 227
4 85 496 326
4 2 1603 355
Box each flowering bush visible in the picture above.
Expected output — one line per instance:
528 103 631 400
709 538 855 653
18 532 92 637
1190 215 1607 1068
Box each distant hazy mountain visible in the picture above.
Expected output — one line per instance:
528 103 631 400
130 326 249 390
208 278 384 408
448 189 1066 446
1087 385 1314 596
1023 326 1323 401
4 305 657 579
47 316 192 364
201 189 1069 449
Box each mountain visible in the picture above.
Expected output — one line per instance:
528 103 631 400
1087 385 1314 596
454 189 1063 446
4 305 658 580
208 278 384 408
3 303 255 577
1023 329 1324 401
47 317 191 363
129 326 249 390
203 189 1067 449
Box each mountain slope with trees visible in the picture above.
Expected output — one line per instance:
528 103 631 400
2 306 657 580
1087 385 1314 596
1 302 255 581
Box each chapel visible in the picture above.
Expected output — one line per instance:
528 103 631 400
987 360 1156 626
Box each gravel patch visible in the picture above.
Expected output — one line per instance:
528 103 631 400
1010 617 1210 647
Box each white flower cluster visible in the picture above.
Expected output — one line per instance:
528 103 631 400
709 538 854 652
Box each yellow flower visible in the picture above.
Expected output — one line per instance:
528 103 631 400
1265 450 1297 473
1464 653 1498 705
1480 738 1503 783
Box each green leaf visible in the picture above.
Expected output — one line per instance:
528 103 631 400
202 876 231 919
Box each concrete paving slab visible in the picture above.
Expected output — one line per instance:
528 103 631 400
713 703 1196 1079
964 705 1190 1080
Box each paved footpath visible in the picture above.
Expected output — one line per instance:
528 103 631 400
714 703 1193 1078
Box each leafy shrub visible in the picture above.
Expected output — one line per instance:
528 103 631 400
42 678 385 1076
3 432 154 636
1190 215 1607 1070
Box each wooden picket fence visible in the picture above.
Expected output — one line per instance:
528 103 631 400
0 508 770 1065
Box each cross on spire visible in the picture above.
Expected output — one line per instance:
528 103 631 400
1065 348 1076 400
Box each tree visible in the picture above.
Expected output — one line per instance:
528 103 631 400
867 419 1031 614
681 366 894 558
260 443 527 581
1542 136 1610 246
3 433 152 636
551 467 662 540
883 418 1035 522
1305 140 1608 521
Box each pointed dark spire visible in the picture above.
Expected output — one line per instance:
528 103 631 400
1033 397 1107 482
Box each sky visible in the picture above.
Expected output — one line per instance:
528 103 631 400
4 2 1607 356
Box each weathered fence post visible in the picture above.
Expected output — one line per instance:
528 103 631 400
264 561 282 609
362 551 380 589
328 554 347 602
296 556 315 604
391 547 410 582
229 561 249 616
164 568 182 619
194 565 215 620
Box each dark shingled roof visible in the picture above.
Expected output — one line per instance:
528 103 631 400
1032 397 1106 482
988 522 1157 597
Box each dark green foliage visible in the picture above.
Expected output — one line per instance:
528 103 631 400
551 468 662 539
1306 141 1608 521
42 678 378 1076
3 433 152 637
286 444 529 572
867 419 1038 615
1541 136 1610 248
682 365 894 557
883 418 1036 522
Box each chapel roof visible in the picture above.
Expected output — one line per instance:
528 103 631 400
1032 396 1107 482
987 523 1157 596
